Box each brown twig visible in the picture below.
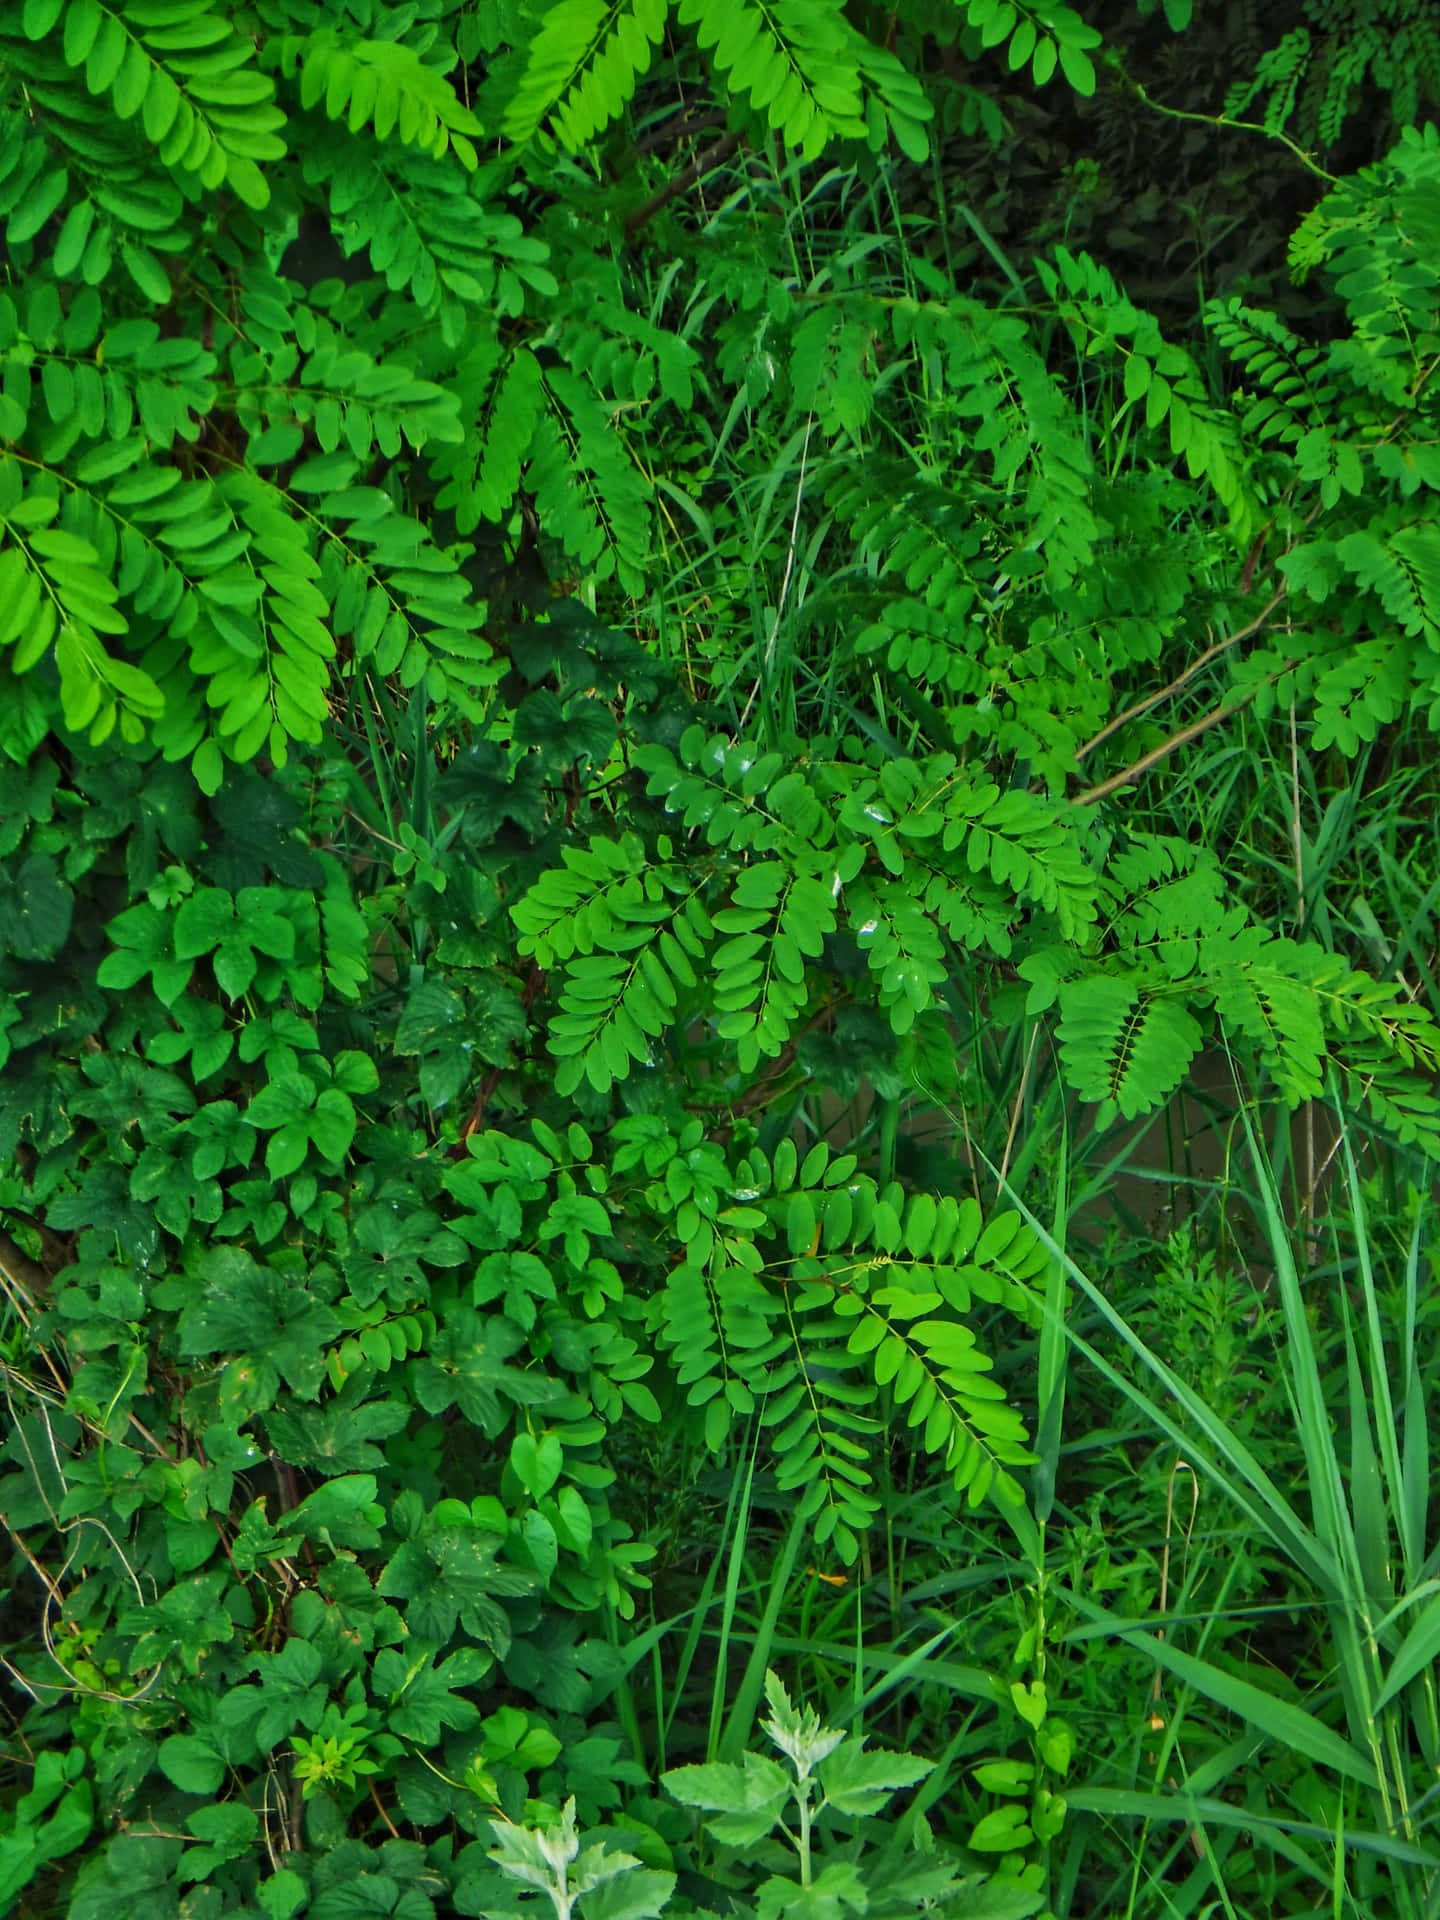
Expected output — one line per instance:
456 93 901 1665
370 1780 400 1837
1069 666 1294 807
1071 584 1289 769
633 108 727 157
0 1213 72 1282
453 964 545 1155
625 130 743 237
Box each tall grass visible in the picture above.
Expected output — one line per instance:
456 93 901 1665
1005 1103 1440 1916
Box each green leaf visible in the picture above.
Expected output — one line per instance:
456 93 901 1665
582 1869 678 1920
157 1734 226 1797
9 168 69 245
968 1802 1034 1852
174 889 235 959
1056 40 1095 94
182 1802 260 1878
23 0 65 37
785 1190 816 1257
308 1086 357 1161
819 1738 932 1816
0 853 73 959
258 1871 309 1920
372 1643 489 1743
511 1430 564 1499
246 1072 315 1130
248 1638 328 1750
662 1753 790 1846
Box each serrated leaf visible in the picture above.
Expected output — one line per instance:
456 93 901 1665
662 1752 790 1846
819 1737 932 1816
157 1734 225 1797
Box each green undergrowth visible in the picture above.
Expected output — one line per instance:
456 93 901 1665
4 3 1440 1917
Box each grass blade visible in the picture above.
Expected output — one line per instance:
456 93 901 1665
1063 1590 1380 1788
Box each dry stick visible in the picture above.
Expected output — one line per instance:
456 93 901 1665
625 129 743 237
2 1517 164 1705
1071 584 1289 767
633 107 728 158
1070 670 1293 808
0 1229 52 1307
370 1780 400 1838
455 963 545 1152
0 1235 73 1404
261 1766 284 1876
289 1773 305 1855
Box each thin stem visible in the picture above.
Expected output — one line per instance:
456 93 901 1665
1072 585 1289 767
737 414 815 737
1070 664 1296 807
625 130 744 236
1120 68 1337 185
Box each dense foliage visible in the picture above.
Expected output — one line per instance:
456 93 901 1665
4 3 1440 1917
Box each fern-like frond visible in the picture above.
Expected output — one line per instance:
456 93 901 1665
0 453 164 747
953 0 1104 96
711 865 834 1072
507 0 670 150
278 28 484 169
1057 974 1205 1121
676 0 867 162
300 145 558 320
647 1136 1042 1556
1337 524 1440 642
10 0 287 210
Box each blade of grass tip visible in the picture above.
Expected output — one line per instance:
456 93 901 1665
1242 1115 1395 1773
1341 1129 1406 1538
1033 1122 1069 1537
830 1622 963 1728
1393 1204 1440 1771
605 1598 648 1779
852 1563 863 1725
1234 1117 1400 1778
661 1429 757 1761
408 682 431 835
1351 1136 1405 1497
1332 1795 1343 1920
651 1641 665 1778
356 695 399 843
1181 1729 1269 1799
1050 1262 1329 1583
705 1420 761 1764
1342 1299 1392 1613
1335 1303 1395 1767
1068 1787 1323 1885
953 202 1028 300
717 1493 810 1764
1372 1588 1440 1713
1400 1205 1429 1592
891 1719 983 1852
762 1632 993 1712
